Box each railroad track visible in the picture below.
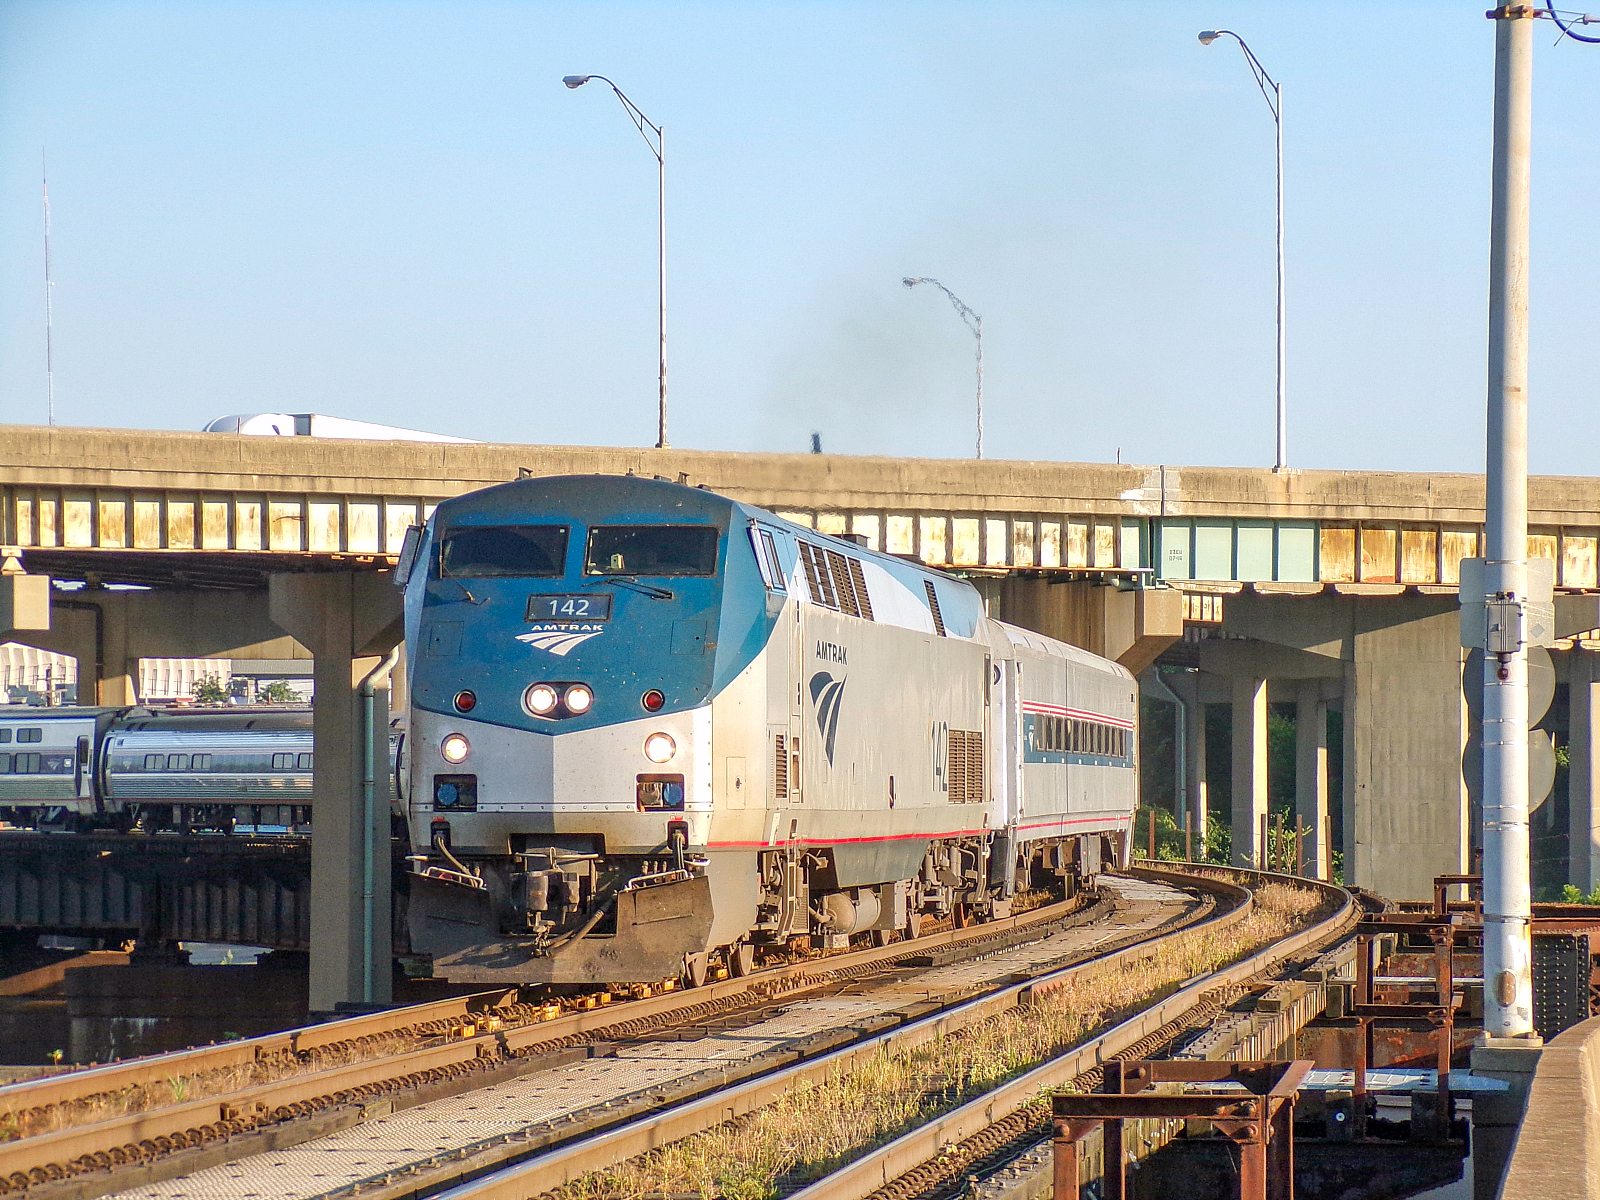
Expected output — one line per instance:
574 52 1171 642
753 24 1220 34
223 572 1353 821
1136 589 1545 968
0 874 1206 1200
407 865 1353 1200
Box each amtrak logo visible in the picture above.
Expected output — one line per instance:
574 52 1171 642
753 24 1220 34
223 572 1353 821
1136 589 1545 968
809 671 846 765
516 623 603 657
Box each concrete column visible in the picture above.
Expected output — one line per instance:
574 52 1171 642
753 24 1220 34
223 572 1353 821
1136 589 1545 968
1569 648 1600 894
1185 684 1208 839
1231 676 1268 868
1295 682 1329 880
269 572 403 1014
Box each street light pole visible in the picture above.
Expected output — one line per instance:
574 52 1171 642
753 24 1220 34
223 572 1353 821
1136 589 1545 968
564 74 669 448
903 277 984 459
1481 3 1536 1042
1199 30 1286 471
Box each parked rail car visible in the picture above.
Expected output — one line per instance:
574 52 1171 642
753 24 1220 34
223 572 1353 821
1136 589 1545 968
0 707 384 835
402 474 1140 988
105 710 316 833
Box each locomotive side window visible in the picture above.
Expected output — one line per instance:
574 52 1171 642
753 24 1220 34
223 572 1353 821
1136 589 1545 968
749 528 787 592
439 525 568 578
585 526 719 576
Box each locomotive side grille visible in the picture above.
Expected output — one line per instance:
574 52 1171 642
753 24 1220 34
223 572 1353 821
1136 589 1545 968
925 582 946 636
796 541 876 622
847 557 874 621
798 543 836 609
773 734 788 800
946 729 984 802
826 549 860 618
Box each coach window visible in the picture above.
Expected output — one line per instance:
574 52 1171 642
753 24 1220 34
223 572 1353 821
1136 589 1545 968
16 729 40 744
145 753 164 770
438 525 568 578
0 730 10 743
297 753 313 769
585 526 719 576
167 754 189 770
192 754 212 770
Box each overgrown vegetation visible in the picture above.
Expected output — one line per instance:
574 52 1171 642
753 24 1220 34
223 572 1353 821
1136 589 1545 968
190 675 230 705
552 880 1326 1200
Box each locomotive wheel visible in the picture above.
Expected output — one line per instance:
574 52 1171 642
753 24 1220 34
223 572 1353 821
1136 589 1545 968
904 911 923 940
952 903 972 930
730 941 756 977
683 952 709 989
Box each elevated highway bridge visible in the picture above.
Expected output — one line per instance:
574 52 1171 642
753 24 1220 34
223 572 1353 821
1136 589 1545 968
5 424 1600 1008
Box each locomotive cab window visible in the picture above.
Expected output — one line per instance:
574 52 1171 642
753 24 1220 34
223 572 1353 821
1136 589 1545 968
585 526 719 576
438 525 568 578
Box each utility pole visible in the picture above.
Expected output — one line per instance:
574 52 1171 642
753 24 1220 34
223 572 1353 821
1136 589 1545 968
1481 3 1535 1041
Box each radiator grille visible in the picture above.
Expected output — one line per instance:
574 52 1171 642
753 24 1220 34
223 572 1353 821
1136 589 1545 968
925 581 946 636
773 734 788 800
946 729 984 803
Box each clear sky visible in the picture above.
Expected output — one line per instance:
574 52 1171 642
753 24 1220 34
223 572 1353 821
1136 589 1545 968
0 1 1595 474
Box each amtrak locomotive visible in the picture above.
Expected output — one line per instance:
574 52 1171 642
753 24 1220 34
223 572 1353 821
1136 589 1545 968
401 475 1140 987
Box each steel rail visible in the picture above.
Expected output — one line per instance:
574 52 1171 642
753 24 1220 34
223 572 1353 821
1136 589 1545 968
0 887 1123 1187
0 989 518 1118
783 865 1355 1200
414 871 1260 1200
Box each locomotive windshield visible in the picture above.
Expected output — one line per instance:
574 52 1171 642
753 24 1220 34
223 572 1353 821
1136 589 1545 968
584 526 719 576
439 525 569 578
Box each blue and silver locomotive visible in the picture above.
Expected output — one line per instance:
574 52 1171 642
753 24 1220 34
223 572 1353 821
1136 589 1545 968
400 474 1139 986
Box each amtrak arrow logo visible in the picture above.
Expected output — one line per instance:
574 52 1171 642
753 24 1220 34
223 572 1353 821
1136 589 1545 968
517 625 603 657
809 671 846 765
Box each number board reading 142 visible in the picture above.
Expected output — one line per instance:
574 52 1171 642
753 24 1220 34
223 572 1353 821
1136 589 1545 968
526 594 613 623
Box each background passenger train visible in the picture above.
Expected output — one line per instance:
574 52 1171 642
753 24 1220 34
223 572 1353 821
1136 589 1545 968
400 474 1138 987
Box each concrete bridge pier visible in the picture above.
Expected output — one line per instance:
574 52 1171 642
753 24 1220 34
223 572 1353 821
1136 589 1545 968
1296 680 1331 879
269 572 403 1014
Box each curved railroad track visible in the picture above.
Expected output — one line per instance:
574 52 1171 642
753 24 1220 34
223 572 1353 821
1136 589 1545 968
0 874 1212 1200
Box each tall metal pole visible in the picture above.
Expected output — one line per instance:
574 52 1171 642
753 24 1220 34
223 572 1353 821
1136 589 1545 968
657 127 668 449
1273 81 1286 471
902 276 983 458
1198 31 1285 469
1482 3 1535 1040
563 74 667 448
42 152 55 428
975 314 984 460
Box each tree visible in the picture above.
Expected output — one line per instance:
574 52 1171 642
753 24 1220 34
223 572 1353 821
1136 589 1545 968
256 680 300 705
191 675 230 706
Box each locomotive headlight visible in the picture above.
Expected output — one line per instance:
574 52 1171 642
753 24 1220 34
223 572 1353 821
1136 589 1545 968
563 684 594 714
524 683 560 716
440 733 470 764
643 732 677 764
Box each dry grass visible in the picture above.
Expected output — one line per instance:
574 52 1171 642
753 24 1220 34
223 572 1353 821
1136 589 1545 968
551 880 1324 1200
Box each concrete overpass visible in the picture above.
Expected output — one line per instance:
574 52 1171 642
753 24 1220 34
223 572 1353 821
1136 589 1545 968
5 425 1600 986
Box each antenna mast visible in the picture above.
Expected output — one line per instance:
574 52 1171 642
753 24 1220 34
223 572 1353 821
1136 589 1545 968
42 152 56 427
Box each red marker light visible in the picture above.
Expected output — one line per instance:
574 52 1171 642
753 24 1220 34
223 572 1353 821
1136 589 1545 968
641 690 665 713
453 690 477 713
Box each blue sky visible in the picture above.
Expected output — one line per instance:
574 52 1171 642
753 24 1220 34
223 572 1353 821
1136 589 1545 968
0 1 1595 473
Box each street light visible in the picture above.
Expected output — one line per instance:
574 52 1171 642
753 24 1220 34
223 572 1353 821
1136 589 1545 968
563 74 669 449
1199 30 1287 472
903 277 984 459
